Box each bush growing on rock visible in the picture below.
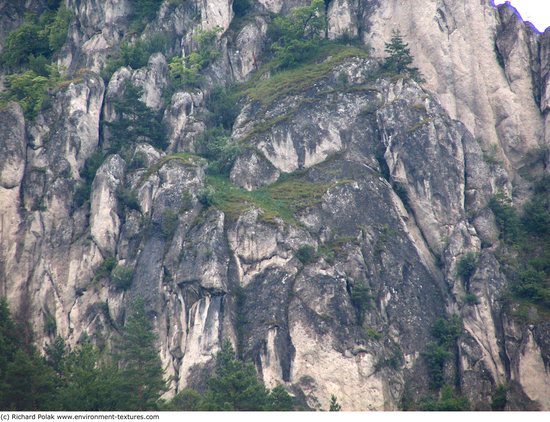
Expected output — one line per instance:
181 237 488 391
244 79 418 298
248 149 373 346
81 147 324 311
422 315 462 390
128 0 165 32
269 0 327 69
456 252 479 282
104 82 167 152
197 127 242 175
111 265 135 290
169 27 223 89
350 281 372 325
102 34 171 80
0 5 71 72
295 245 317 264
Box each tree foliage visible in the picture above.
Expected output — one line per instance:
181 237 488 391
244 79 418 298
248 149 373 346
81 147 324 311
422 315 462 390
102 34 171 80
104 82 167 152
197 127 242 175
168 341 294 411
115 299 168 410
350 281 372 325
0 68 61 119
0 299 58 410
489 178 550 312
0 297 168 411
200 341 270 410
55 343 127 410
0 6 71 73
329 395 342 411
383 30 422 81
269 0 327 69
416 385 470 411
128 0 164 32
169 27 223 89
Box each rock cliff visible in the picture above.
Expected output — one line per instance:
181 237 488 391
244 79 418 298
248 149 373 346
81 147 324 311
1 0 549 411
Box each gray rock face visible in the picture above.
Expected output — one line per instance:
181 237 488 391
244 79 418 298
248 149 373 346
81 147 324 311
1 0 550 411
62 0 131 73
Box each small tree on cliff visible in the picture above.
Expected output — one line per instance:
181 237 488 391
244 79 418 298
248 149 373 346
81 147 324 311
383 30 423 82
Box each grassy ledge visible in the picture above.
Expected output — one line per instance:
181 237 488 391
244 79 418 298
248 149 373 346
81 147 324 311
205 173 338 225
237 42 369 109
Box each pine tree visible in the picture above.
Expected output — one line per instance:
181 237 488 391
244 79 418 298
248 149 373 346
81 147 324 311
104 82 167 152
267 384 294 411
0 300 59 411
0 349 59 410
200 341 271 410
57 343 128 410
0 298 20 379
329 394 342 411
116 298 168 410
383 30 422 81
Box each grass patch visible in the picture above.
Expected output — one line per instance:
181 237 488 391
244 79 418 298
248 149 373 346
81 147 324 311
140 153 205 184
236 42 369 110
204 173 337 225
318 236 358 264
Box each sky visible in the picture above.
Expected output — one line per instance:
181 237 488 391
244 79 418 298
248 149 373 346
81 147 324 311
493 0 550 32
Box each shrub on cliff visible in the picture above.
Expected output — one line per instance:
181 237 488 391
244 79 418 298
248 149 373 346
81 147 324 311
269 0 327 69
383 30 423 82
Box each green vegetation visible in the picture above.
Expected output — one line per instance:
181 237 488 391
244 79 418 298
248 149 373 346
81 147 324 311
422 343 451 390
491 384 507 411
203 174 334 225
91 258 134 291
0 3 71 119
104 82 168 152
93 257 117 284
295 245 317 264
0 299 58 410
102 33 171 79
117 187 140 212
350 281 372 325
160 209 179 239
318 236 357 264
206 86 241 130
110 265 135 290
422 315 462 390
197 127 243 175
269 0 326 69
233 286 247 359
169 27 223 89
238 43 369 109
74 151 106 208
170 341 293 411
456 252 479 281
0 6 70 72
382 30 422 82
115 299 168 410
463 292 480 306
1 70 55 119
128 0 165 33
489 178 550 314
329 395 342 411
415 385 470 411
233 0 252 17
489 192 520 243
139 152 204 185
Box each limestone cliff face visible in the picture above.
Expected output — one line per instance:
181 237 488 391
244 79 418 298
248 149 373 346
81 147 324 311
1 0 549 411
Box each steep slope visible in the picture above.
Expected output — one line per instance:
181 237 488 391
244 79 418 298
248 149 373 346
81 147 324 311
0 0 549 411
